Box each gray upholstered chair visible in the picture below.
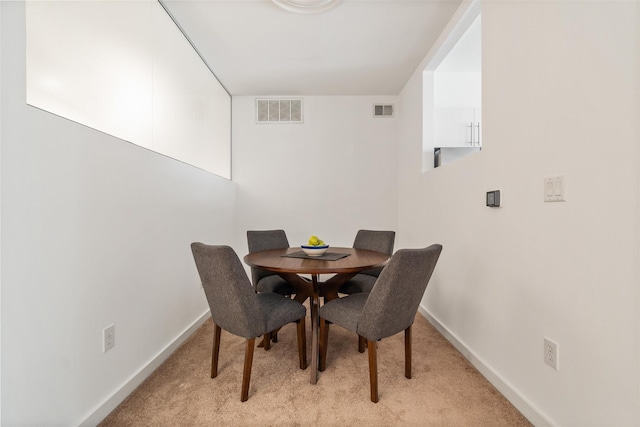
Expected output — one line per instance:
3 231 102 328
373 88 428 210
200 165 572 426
319 244 442 403
338 229 395 295
190 243 307 402
247 230 295 296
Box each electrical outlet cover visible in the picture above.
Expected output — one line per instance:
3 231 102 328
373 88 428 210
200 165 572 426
103 324 115 352
544 337 559 370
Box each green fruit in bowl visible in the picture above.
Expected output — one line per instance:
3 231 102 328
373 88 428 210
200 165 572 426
308 235 326 246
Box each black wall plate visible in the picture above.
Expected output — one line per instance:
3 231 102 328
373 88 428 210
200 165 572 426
486 190 501 207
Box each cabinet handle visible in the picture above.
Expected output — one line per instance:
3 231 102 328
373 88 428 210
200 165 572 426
469 122 474 145
476 122 480 146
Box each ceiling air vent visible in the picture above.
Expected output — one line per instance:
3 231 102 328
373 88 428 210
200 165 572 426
373 104 394 118
256 98 303 123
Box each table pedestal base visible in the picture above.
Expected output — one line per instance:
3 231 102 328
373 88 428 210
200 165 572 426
279 271 357 384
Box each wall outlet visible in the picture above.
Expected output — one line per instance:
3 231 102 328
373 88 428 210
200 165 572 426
544 337 559 370
103 324 115 352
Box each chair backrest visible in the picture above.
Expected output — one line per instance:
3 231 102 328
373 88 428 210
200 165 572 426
356 244 442 341
191 243 265 339
247 230 290 287
353 230 396 277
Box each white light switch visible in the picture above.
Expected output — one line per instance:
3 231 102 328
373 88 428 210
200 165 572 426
546 181 554 198
544 176 566 202
553 179 562 196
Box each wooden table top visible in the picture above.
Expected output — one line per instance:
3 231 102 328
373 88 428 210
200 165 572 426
244 247 389 275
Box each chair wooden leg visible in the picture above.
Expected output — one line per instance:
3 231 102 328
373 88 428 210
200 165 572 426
241 338 256 402
272 329 278 343
358 335 366 353
297 318 308 370
211 324 221 378
367 339 379 403
319 318 329 371
405 325 412 379
264 333 271 351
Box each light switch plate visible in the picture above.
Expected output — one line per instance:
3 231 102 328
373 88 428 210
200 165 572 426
544 176 566 202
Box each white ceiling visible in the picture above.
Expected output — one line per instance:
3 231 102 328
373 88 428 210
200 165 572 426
161 0 463 96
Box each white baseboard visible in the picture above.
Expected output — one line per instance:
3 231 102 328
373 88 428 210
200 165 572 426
417 305 554 427
78 311 211 427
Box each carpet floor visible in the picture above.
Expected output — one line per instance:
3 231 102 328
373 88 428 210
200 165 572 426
100 312 531 426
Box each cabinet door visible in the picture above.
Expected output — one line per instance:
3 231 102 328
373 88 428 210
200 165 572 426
435 107 475 147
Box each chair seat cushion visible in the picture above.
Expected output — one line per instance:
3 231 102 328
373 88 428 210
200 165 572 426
338 273 377 294
257 292 306 333
257 274 295 295
318 293 369 334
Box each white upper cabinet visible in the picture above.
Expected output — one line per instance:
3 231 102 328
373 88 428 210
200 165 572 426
434 16 481 149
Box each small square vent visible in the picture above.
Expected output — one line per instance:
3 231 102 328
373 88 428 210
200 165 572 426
373 104 394 118
256 98 303 123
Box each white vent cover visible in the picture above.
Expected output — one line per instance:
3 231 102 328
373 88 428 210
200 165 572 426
256 98 303 123
373 104 394 118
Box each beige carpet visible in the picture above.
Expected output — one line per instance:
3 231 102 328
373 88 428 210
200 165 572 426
100 313 531 426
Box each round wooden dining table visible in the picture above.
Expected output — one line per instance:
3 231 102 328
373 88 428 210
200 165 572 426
244 246 389 384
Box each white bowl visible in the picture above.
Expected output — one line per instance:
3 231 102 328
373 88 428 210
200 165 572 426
301 245 329 256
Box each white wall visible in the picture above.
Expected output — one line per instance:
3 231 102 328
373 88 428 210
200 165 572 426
232 96 398 252
26 0 232 179
1 2 237 425
399 1 639 425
